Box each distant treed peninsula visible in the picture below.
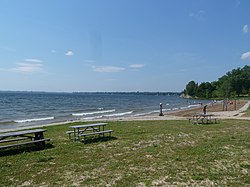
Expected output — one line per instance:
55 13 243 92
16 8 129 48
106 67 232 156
183 65 250 99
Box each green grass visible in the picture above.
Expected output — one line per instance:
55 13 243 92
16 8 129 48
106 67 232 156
0 120 250 186
243 107 250 117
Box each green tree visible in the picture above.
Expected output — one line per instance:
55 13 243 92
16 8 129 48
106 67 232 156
183 65 250 99
211 81 218 98
185 81 197 97
216 75 232 98
228 68 243 96
196 82 206 98
241 65 250 94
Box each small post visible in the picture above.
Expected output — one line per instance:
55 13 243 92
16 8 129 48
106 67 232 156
159 103 164 116
234 99 236 110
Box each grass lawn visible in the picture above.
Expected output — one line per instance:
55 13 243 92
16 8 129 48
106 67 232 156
243 107 250 117
0 120 250 186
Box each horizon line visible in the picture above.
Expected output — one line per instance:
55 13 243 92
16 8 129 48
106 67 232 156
0 90 182 94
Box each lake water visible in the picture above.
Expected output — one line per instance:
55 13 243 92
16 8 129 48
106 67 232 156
0 92 209 131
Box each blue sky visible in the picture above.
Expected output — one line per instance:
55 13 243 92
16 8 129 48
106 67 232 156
0 0 250 92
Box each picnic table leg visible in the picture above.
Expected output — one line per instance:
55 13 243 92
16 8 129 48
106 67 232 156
98 126 101 138
201 117 205 124
77 128 80 142
35 132 45 147
195 116 199 124
73 128 77 142
102 125 105 137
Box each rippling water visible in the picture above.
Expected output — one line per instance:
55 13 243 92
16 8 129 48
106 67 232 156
0 92 209 131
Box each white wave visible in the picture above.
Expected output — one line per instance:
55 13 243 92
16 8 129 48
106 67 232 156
82 115 103 120
72 109 115 116
104 111 133 117
162 109 170 112
15 116 55 123
188 104 200 108
133 111 156 117
166 103 169 106
133 113 150 117
180 104 200 110
134 108 173 117
172 107 179 111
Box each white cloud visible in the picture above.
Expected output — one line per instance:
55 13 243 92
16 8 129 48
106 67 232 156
189 10 206 21
241 51 250 60
0 59 44 73
65 51 74 56
24 59 43 63
11 62 43 73
243 25 249 33
129 64 145 68
92 66 125 73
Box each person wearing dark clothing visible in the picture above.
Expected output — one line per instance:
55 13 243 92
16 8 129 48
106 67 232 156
203 105 207 114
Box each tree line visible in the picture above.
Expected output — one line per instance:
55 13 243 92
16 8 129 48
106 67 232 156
183 65 250 99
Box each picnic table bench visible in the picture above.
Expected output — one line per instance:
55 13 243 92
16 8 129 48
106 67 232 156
0 129 50 150
67 123 113 142
190 113 218 124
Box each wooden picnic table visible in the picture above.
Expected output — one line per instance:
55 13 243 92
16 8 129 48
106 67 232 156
191 113 217 124
0 129 50 149
67 123 113 142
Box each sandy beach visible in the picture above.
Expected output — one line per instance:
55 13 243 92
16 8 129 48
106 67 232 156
119 100 250 121
167 100 250 118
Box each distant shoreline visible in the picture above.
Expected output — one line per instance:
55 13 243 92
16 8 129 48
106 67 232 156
0 90 181 95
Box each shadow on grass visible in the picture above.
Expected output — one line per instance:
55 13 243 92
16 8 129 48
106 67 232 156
193 121 220 125
0 143 54 157
81 136 117 144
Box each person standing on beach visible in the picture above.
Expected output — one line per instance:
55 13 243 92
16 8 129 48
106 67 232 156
203 105 207 114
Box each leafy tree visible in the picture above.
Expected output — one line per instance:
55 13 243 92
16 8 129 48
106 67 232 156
185 81 197 97
183 65 250 99
228 68 243 96
196 82 206 98
210 81 218 97
241 65 250 94
216 75 232 98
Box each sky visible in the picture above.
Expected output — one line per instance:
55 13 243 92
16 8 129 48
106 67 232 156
0 0 250 92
